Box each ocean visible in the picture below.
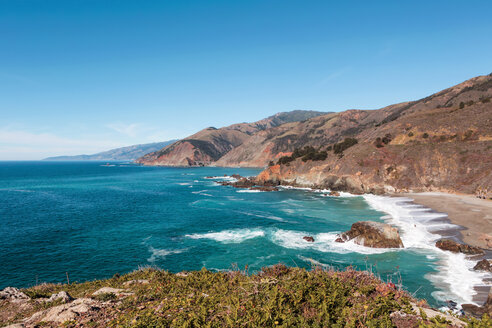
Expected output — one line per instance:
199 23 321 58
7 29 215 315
0 161 487 307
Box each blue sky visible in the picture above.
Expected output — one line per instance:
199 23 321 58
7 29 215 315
1 0 491 159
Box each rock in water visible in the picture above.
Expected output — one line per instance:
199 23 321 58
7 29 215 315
303 236 315 242
337 221 404 248
435 239 484 255
473 259 492 272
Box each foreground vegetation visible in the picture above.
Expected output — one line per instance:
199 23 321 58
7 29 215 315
1 265 490 327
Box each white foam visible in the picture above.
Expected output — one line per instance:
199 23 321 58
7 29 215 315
186 228 265 243
279 186 313 191
237 210 285 222
270 229 390 255
362 194 490 305
298 255 332 269
177 182 191 186
204 175 238 182
237 189 263 193
192 190 212 196
147 247 186 262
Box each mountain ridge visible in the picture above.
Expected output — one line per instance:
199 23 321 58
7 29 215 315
44 140 177 161
135 110 328 166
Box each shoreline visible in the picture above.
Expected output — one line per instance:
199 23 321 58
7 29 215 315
275 184 492 306
400 192 492 251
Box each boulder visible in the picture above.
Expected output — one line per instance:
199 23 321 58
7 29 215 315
92 287 126 296
473 259 492 272
123 279 150 286
47 291 73 303
435 239 484 255
329 191 340 196
303 236 315 242
0 287 29 303
462 288 492 318
337 221 404 248
29 298 100 323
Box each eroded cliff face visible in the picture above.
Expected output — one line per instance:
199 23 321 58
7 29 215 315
254 74 492 194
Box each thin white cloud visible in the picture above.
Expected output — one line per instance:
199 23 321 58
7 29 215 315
315 67 352 88
105 122 143 137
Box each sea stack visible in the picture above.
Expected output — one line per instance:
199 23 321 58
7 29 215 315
336 221 404 248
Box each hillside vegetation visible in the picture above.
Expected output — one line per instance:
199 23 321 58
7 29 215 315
2 266 490 327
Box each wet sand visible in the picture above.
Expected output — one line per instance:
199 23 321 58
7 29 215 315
401 192 492 306
401 192 492 251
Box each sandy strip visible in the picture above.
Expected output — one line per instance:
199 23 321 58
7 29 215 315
401 192 492 251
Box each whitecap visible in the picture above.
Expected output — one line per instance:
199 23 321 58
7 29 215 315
237 189 263 193
147 247 186 262
186 228 265 243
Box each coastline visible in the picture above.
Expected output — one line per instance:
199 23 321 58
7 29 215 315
398 192 492 306
401 192 492 251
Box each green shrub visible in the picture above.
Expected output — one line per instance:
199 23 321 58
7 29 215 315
459 102 465 109
93 292 117 302
333 138 358 154
408 132 414 137
422 133 429 139
277 146 328 165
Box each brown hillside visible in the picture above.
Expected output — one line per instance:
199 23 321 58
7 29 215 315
253 74 492 194
135 110 327 166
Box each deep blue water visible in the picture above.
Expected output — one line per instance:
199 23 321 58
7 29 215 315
0 161 469 307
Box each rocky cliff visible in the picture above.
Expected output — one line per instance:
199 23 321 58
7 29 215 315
254 74 492 194
135 110 326 166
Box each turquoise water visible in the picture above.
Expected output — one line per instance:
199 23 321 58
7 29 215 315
0 161 463 307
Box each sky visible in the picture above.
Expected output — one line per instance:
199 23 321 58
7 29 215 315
1 0 491 160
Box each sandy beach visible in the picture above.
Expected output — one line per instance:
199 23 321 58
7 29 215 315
402 192 492 251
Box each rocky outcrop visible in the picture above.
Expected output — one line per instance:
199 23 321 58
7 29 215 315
47 291 73 303
461 289 492 318
0 288 29 303
303 236 315 242
27 298 100 324
336 221 404 248
473 259 492 272
435 239 484 255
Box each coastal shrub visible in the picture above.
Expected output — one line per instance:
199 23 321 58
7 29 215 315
11 266 491 327
375 134 392 148
277 146 328 165
111 266 412 327
382 133 392 144
408 132 414 137
422 133 429 139
93 292 117 302
333 138 358 154
480 97 490 103
459 102 465 109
